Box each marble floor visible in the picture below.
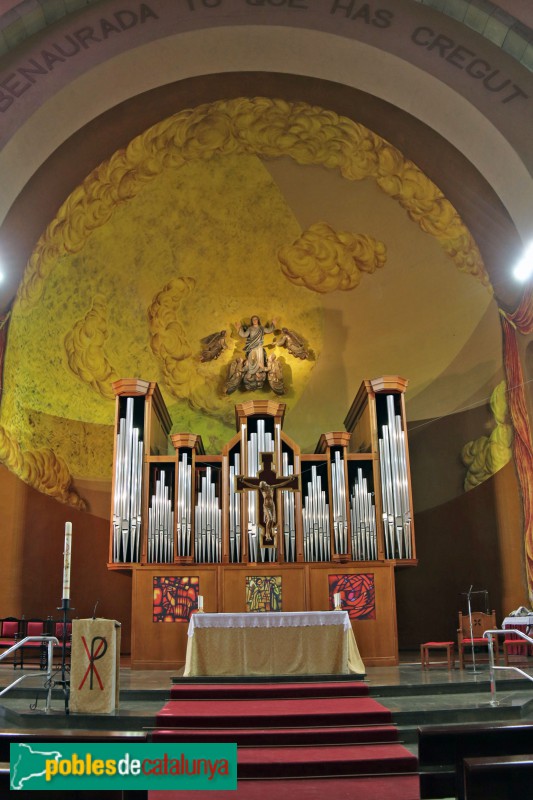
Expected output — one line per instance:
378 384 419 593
0 651 532 733
1 650 531 687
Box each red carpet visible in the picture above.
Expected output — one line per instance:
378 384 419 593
169 679 369 699
151 680 419 799
153 722 400 746
149 775 420 800
156 695 392 728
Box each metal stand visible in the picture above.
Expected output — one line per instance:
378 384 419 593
462 587 489 673
56 598 71 715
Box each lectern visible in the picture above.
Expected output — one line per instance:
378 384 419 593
70 618 121 714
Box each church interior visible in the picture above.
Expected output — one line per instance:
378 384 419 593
1 0 533 797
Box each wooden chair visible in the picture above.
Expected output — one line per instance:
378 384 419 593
458 610 499 669
503 637 530 665
420 641 455 669
502 621 531 664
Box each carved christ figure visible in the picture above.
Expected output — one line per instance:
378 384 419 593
235 452 300 550
259 480 276 545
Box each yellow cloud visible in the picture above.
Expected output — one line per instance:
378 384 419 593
0 424 84 508
64 295 119 398
15 97 490 314
148 277 195 394
462 382 513 491
148 278 231 421
278 221 386 293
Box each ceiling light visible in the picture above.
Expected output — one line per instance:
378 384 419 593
513 241 533 282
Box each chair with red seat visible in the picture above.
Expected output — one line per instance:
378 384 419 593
51 620 72 665
421 641 455 669
457 610 499 669
503 633 530 665
0 617 23 665
14 618 49 670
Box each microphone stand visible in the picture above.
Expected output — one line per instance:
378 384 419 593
462 587 489 673
466 585 477 673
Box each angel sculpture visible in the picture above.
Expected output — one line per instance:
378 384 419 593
200 330 227 362
225 357 247 395
274 327 310 360
266 353 284 395
213 315 309 396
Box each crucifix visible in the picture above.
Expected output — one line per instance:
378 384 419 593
235 452 300 549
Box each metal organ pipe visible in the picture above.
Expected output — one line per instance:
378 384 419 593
303 465 330 562
194 466 222 564
379 395 412 559
247 420 275 564
229 453 241 564
176 452 192 557
113 397 143 563
148 469 174 564
331 451 348 555
282 451 296 563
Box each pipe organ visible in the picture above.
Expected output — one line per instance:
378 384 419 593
108 376 417 669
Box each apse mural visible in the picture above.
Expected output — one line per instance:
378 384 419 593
153 575 199 622
328 573 376 620
0 97 500 519
245 576 282 612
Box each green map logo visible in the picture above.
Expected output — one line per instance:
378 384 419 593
10 742 237 790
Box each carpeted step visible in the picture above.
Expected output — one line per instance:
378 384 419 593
169 680 369 700
148 773 420 799
237 741 418 778
156 696 392 728
153 682 419 797
151 722 400 746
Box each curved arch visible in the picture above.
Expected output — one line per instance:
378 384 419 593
2 0 532 66
1 17 532 240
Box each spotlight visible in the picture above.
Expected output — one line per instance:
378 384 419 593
513 241 533 282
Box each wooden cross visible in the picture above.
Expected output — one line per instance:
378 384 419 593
235 452 300 549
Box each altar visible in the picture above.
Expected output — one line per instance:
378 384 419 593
183 610 365 677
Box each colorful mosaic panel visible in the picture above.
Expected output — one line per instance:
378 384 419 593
245 576 282 612
153 576 199 622
328 573 376 620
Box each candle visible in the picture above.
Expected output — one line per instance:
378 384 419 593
62 522 72 600
197 595 204 612
333 592 340 609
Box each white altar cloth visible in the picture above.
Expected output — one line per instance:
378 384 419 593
184 610 364 677
502 615 533 628
187 610 352 635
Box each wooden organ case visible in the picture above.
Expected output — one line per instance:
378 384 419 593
108 376 417 669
